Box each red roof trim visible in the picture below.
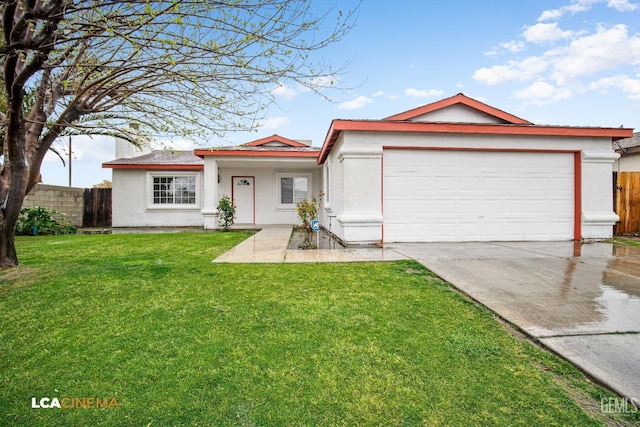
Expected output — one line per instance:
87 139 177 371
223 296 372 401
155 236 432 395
102 164 203 170
245 134 308 147
194 149 319 158
384 93 532 124
318 120 342 165
318 119 633 164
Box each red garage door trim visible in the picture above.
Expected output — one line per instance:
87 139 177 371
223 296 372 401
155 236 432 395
381 147 582 242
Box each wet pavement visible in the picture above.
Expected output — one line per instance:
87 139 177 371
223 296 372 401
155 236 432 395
389 241 640 401
212 225 408 263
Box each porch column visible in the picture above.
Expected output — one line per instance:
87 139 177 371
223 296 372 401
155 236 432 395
581 150 620 239
336 146 383 244
201 157 219 229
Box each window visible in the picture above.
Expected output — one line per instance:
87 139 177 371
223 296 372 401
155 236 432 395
277 174 311 208
324 164 330 205
152 176 196 205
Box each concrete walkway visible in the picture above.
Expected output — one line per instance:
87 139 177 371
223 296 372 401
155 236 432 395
212 225 408 263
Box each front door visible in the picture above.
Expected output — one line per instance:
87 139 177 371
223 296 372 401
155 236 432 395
232 176 255 224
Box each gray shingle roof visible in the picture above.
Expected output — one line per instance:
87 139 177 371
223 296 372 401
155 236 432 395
103 150 204 166
614 132 640 150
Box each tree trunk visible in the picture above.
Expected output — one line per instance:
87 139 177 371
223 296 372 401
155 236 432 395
0 168 29 270
0 222 19 269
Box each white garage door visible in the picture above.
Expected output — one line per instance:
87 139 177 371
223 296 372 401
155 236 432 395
383 150 575 242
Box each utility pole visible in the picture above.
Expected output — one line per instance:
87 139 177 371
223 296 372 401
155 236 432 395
68 136 72 187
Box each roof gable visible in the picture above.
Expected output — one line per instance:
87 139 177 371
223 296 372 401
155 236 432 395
245 134 309 147
194 134 318 159
384 93 532 125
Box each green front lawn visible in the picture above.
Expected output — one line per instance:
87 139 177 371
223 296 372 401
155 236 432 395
1 232 637 426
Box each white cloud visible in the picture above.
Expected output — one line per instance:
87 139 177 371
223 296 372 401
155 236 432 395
501 40 525 53
538 0 600 21
475 23 640 97
514 81 573 104
539 0 637 21
271 83 298 100
590 74 640 99
45 134 115 164
404 88 445 98
549 24 640 84
339 96 372 110
523 23 575 43
259 116 290 129
473 65 518 85
484 40 525 57
538 9 564 21
566 2 596 14
473 56 549 85
372 90 399 100
608 0 638 11
476 2 640 105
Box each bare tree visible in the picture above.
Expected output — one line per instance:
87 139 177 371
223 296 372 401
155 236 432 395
0 0 357 269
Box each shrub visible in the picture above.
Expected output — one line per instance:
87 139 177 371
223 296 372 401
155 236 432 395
296 192 323 249
217 195 236 231
14 206 78 236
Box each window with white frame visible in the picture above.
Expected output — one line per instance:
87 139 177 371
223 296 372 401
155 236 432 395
277 173 310 208
152 175 197 205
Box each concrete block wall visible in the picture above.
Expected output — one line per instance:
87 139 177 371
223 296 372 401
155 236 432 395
22 184 85 227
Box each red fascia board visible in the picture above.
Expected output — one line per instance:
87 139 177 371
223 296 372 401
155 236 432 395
318 120 342 164
102 164 203 170
245 134 307 147
194 149 319 158
318 120 633 164
384 93 532 124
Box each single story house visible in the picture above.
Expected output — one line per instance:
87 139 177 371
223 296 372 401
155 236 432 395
103 93 632 244
103 134 321 228
613 132 640 172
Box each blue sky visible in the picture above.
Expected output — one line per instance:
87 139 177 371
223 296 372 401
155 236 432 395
42 0 640 188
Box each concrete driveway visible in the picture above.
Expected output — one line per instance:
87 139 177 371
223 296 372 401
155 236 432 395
389 241 640 401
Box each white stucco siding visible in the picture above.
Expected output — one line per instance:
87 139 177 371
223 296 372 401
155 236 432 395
614 154 640 172
328 131 618 244
111 169 204 227
409 104 508 124
375 132 611 152
581 150 620 238
319 134 384 245
111 170 145 227
215 164 321 225
320 137 345 238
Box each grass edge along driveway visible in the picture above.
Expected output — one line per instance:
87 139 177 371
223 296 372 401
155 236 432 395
1 232 638 426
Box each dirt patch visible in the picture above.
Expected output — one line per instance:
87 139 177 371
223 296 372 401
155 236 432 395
287 227 344 250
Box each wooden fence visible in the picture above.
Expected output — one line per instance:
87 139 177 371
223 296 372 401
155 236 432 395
83 188 112 227
614 172 640 234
